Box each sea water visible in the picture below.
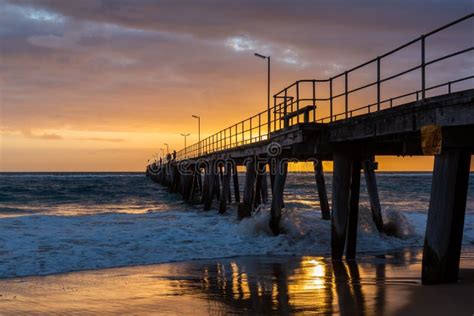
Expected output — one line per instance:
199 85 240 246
0 172 473 278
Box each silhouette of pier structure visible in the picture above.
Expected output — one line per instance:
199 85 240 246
147 14 474 284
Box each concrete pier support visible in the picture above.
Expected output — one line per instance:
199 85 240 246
314 160 331 220
269 159 288 235
422 150 471 284
238 158 257 219
232 164 240 204
188 166 199 203
213 165 221 201
254 162 266 208
219 163 232 214
202 163 215 211
170 164 181 194
261 168 269 204
254 173 262 207
363 157 384 233
346 160 361 260
331 153 352 259
181 168 194 202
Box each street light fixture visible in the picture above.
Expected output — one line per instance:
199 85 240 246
192 115 201 155
254 52 271 136
181 133 190 158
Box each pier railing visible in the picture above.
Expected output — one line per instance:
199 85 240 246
175 14 473 161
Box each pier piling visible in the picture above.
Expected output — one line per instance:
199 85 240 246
238 157 257 219
314 160 331 220
232 164 241 204
331 153 352 259
219 162 232 214
203 163 215 211
346 160 361 260
269 159 288 235
363 158 384 233
422 150 471 284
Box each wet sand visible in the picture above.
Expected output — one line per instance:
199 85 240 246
0 248 473 315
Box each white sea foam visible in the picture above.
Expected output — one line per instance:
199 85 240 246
1 201 473 278
1 173 473 278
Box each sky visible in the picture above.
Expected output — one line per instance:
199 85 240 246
0 0 473 171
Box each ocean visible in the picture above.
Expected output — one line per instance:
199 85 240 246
0 172 473 279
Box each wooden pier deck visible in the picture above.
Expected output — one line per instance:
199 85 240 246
147 14 474 284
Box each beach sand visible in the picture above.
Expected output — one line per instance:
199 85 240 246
0 248 473 315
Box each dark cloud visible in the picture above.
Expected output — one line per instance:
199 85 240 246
0 0 472 133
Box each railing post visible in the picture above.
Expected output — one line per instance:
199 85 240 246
250 118 253 143
448 82 452 94
312 80 316 122
284 89 288 128
258 113 261 141
296 81 300 124
330 78 333 122
345 71 348 119
421 34 426 100
272 95 277 135
377 57 381 111
241 121 244 145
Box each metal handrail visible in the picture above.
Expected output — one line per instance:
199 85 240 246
175 14 473 161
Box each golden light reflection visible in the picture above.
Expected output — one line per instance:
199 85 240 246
3 249 463 314
240 272 251 300
230 261 240 300
301 258 327 291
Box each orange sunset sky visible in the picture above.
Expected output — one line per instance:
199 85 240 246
0 0 473 171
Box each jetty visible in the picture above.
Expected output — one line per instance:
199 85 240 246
147 14 474 284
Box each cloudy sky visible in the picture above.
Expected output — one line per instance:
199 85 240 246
0 0 472 171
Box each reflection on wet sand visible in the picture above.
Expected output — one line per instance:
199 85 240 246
189 258 380 314
0 248 473 314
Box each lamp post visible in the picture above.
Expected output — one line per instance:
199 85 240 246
192 115 201 155
164 143 169 155
181 133 190 158
160 148 164 159
254 53 271 136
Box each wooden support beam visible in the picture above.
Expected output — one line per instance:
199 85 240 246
331 153 352 260
194 167 202 195
170 164 180 193
314 160 331 220
346 160 361 260
232 164 240 204
261 168 269 204
422 149 471 284
238 158 257 219
269 164 275 196
202 163 215 211
180 170 193 201
189 166 198 203
254 163 264 208
269 159 288 235
363 158 384 233
213 165 221 201
200 167 208 204
219 163 232 214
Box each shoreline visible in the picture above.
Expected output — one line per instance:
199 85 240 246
1 247 474 314
0 246 426 281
